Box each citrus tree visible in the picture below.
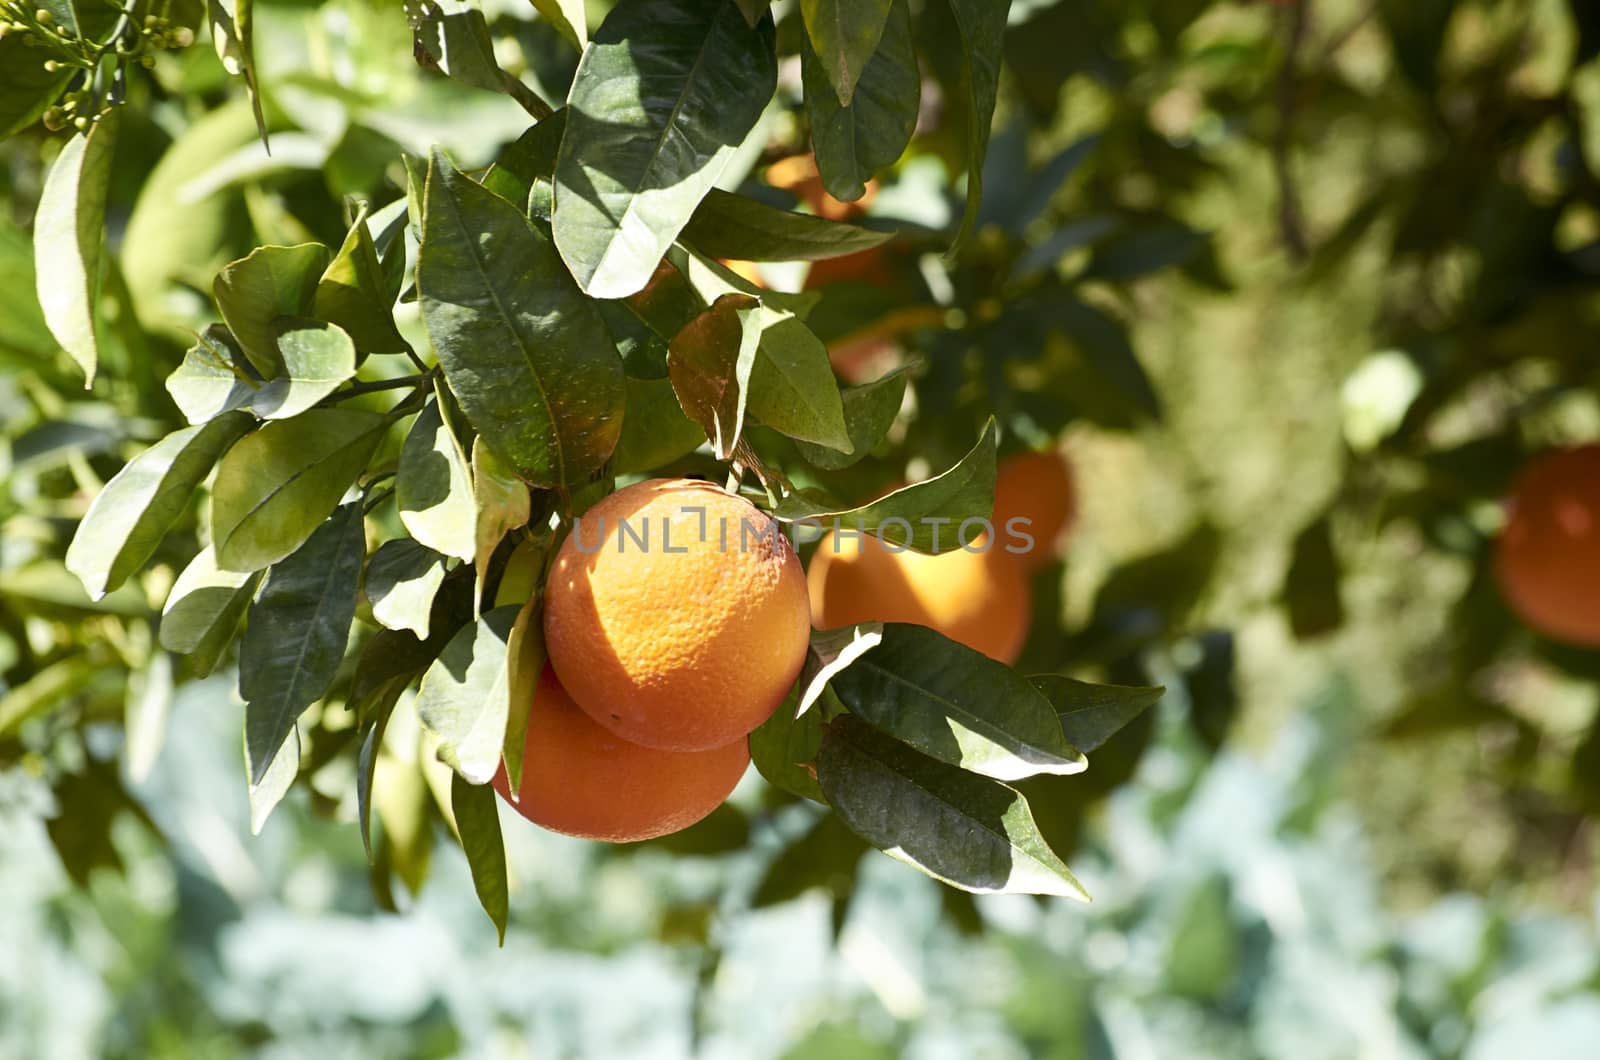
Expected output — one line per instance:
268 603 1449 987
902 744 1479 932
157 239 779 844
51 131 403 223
1 0 1195 934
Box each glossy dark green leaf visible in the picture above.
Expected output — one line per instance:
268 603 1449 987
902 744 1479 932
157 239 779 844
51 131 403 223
748 315 851 451
451 772 509 944
1283 512 1346 640
211 408 387 572
798 622 883 717
552 0 778 297
166 325 260 425
34 113 118 387
355 669 403 860
246 726 299 834
829 623 1085 780
944 0 1009 249
802 0 918 202
679 189 893 260
773 418 996 553
502 594 546 793
160 547 261 675
748 694 825 802
213 243 333 378
314 205 409 354
668 293 762 458
818 716 1089 898
795 368 906 470
420 153 625 488
752 810 867 907
471 438 531 599
239 504 365 784
611 376 706 474
66 412 253 599
416 604 521 784
800 0 894 106
482 110 567 205
398 396 477 562
366 538 450 639
1027 675 1163 753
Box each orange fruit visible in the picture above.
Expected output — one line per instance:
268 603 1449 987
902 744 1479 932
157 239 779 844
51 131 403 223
993 449 1077 569
807 531 1031 663
766 152 876 222
544 478 811 751
1495 444 1600 646
720 258 764 286
493 666 749 843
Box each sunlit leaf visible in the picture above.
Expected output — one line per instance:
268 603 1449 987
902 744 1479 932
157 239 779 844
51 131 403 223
451 773 509 943
66 412 253 599
1027 675 1164 753
398 396 477 562
160 547 261 675
679 189 893 260
213 243 332 378
668 293 762 458
415 604 521 784
365 538 450 639
818 716 1088 898
802 0 917 202
552 0 777 297
33 112 118 386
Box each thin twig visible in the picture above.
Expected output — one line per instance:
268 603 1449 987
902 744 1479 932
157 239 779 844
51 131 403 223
1273 0 1312 261
500 71 555 121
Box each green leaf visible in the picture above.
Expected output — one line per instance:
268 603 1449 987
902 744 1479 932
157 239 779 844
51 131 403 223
398 396 477 562
733 0 769 27
408 0 505 92
772 418 996 553
472 438 531 601
246 725 299 834
33 113 118 387
208 0 269 147
314 205 409 354
752 810 867 907
795 368 906 470
254 319 358 419
552 0 778 297
1027 675 1164 753
0 38 72 141
160 547 261 675
817 715 1089 899
45 759 160 888
420 153 625 488
166 325 260 425
800 0 894 106
239 503 365 784
483 110 567 206
124 651 175 785
667 293 762 458
611 376 706 474
798 622 883 717
213 243 333 379
945 0 1010 250
66 412 253 599
802 0 919 202
748 314 851 451
415 604 521 784
529 0 586 49
828 623 1085 780
355 668 403 860
503 595 546 793
366 538 450 639
679 189 893 261
451 772 509 944
748 693 825 802
1282 512 1345 640
211 408 387 572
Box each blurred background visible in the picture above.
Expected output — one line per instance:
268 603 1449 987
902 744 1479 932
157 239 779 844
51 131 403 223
5 0 1600 1056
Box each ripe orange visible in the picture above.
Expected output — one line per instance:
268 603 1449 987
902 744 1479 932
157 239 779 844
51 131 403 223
807 531 1031 663
1495 444 1600 646
993 449 1077 569
493 666 749 842
544 478 811 751
719 258 764 286
766 152 876 222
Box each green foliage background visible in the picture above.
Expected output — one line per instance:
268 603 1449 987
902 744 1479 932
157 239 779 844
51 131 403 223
4 0 1600 1054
